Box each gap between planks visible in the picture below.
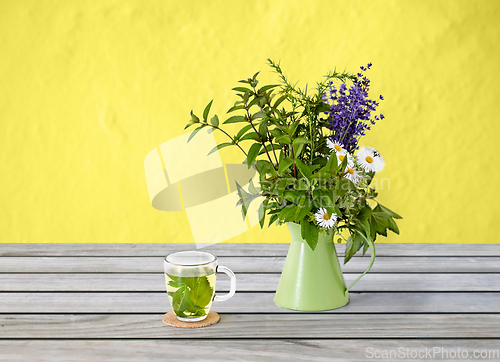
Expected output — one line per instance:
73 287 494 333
2 243 500 257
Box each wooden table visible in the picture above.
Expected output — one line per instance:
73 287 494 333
0 243 499 361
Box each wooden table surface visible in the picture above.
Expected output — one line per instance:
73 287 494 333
0 243 499 361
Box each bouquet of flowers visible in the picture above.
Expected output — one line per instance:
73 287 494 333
185 60 401 263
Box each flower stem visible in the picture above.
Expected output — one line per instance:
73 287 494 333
290 135 297 178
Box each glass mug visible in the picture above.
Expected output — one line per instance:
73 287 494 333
164 251 236 322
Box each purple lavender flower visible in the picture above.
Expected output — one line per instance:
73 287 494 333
324 63 384 152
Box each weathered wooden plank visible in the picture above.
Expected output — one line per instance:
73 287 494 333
1 340 499 361
1 314 499 338
1 256 499 273
1 273 499 292
0 243 290 257
2 243 500 257
0 292 498 313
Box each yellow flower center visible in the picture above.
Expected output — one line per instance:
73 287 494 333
322 213 330 221
348 168 355 175
338 155 345 161
366 156 374 164
334 145 342 152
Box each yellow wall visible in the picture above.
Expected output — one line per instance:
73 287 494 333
1 0 499 243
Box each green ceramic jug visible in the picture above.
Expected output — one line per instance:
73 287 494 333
274 222 376 311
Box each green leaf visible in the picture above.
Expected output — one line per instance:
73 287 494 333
368 216 377 241
275 134 291 144
295 159 312 181
207 142 232 156
227 104 246 113
254 160 273 176
293 195 306 218
365 171 375 185
295 178 310 190
190 110 200 123
235 124 253 140
355 206 373 236
293 137 310 145
171 284 192 316
301 220 319 251
279 204 296 221
300 218 310 240
236 181 259 219
344 233 364 264
246 143 262 168
258 84 279 93
363 240 370 255
294 196 312 222
232 86 253 93
288 120 301 136
184 121 196 130
317 191 336 216
293 143 305 158
187 124 205 143
239 132 260 142
370 213 390 237
273 95 287 109
190 276 214 309
388 218 400 235
314 102 330 114
184 110 200 129
248 178 259 194
223 115 247 124
335 178 357 197
377 203 403 219
166 274 183 288
284 190 302 203
258 202 266 228
257 119 268 137
253 111 266 120
268 213 279 226
203 100 213 121
210 114 219 127
270 128 285 139
311 170 332 181
358 205 373 221
278 157 294 175
248 97 263 109
324 153 339 172
258 144 281 158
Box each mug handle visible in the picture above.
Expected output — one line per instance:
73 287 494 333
346 230 376 292
214 265 236 302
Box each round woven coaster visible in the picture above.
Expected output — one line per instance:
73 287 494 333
162 310 220 328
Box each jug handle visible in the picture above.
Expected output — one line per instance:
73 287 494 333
346 230 376 292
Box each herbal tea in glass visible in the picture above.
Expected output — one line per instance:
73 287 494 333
164 251 236 322
165 272 216 319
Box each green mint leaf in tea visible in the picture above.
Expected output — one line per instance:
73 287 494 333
165 273 216 319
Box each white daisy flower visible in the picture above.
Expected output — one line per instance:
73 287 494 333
344 165 362 184
314 207 338 229
337 152 354 168
326 139 345 154
357 147 385 172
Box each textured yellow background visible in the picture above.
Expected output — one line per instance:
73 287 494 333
1 0 499 243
